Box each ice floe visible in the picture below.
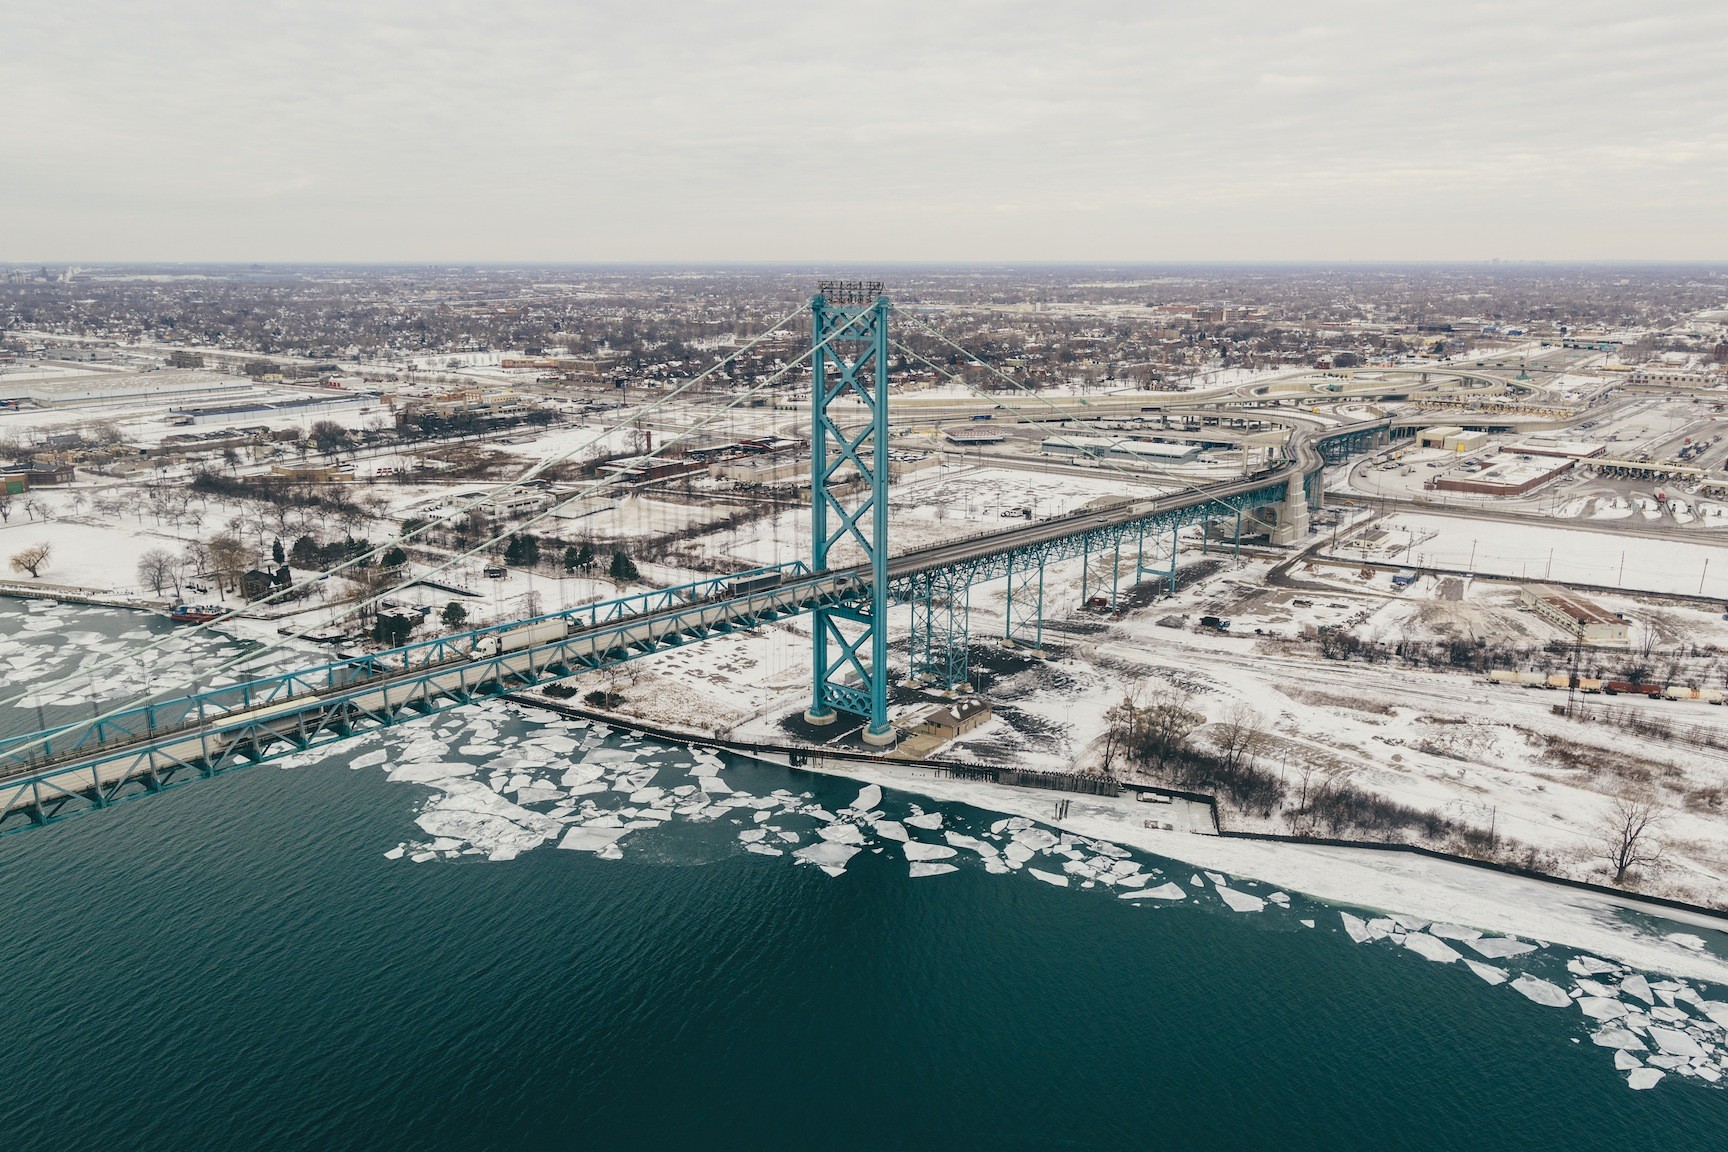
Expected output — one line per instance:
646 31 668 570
817 822 867 846
1592 1027 1646 1051
793 841 860 876
1578 997 1630 1021
1466 936 1537 959
1510 975 1573 1008
1401 934 1462 964
1627 1068 1665 1090
1647 1027 1706 1059
1028 868 1069 887
1464 960 1507 985
849 785 883 812
1215 886 1266 914
1120 882 1186 901
909 862 958 878
559 826 631 852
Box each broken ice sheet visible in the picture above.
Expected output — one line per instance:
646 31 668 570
1510 975 1572 1008
1214 886 1265 914
1400 934 1461 964
793 842 860 873
558 826 630 852
1466 936 1537 959
1464 960 1507 985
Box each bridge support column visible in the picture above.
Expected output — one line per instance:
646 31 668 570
1079 534 1092 606
1004 554 1044 653
1168 523 1178 595
1110 539 1122 610
1270 480 1311 546
910 571 971 692
807 284 893 744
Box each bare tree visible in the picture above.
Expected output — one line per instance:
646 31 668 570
0 488 12 523
9 542 52 578
181 540 209 582
1137 683 1203 773
205 533 252 592
137 548 179 595
1214 703 1267 774
1597 792 1665 884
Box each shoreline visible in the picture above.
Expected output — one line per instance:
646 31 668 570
516 691 1728 984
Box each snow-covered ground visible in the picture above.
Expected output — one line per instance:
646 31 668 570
1346 512 1728 598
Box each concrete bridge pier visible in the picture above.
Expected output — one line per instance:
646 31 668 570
1268 483 1311 546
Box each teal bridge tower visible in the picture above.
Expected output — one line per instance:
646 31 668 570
804 282 895 745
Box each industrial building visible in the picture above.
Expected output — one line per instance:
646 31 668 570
712 455 806 486
167 392 376 425
0 374 254 408
0 464 75 492
943 426 1008 446
1520 585 1629 645
1041 435 1204 465
269 463 356 483
1630 366 1718 386
1416 426 1490 453
1431 453 1573 496
480 489 554 520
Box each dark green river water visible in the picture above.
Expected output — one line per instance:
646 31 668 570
0 601 1722 1150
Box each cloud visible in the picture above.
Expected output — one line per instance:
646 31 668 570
2 0 1725 260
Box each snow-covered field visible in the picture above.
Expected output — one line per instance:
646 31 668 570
1350 512 1728 598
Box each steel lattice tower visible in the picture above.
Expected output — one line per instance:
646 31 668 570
805 282 895 745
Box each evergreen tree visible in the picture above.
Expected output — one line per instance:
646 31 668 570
575 541 594 571
562 545 579 573
608 550 639 582
440 601 468 629
271 537 285 565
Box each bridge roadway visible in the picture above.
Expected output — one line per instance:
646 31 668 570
0 417 1341 830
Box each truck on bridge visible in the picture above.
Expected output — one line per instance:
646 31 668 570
472 620 572 659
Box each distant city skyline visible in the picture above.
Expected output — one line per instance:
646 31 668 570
4 0 1725 263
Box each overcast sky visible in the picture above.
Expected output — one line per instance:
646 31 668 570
3 1 1725 263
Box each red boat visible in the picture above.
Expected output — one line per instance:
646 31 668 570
168 604 225 624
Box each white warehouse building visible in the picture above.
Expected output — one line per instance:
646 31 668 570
1040 435 1205 465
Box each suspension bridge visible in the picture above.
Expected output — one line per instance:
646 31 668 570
0 283 1397 836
